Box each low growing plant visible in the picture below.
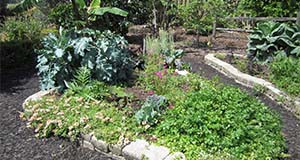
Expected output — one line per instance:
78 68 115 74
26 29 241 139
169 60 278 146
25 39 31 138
152 84 286 159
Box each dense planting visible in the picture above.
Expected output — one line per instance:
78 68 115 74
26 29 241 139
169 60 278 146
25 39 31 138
36 28 134 90
270 57 300 96
24 49 287 159
153 85 285 159
4 0 295 159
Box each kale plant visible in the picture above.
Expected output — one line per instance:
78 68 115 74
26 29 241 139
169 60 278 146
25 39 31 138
36 28 134 90
135 95 168 126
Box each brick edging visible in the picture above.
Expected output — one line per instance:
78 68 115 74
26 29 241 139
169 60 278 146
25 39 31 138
22 90 185 160
204 53 300 119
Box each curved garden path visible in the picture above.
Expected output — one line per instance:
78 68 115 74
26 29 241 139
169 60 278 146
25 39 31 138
0 67 116 160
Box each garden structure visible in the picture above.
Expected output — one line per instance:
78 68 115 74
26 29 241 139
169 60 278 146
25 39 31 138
1 0 300 160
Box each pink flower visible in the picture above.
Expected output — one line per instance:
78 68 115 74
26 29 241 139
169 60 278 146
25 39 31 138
163 64 168 69
147 90 155 95
155 71 163 79
168 104 175 109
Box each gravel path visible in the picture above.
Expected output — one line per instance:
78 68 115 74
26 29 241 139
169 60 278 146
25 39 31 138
0 67 116 160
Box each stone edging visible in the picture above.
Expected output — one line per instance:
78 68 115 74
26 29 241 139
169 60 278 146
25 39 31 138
204 53 300 119
22 90 186 160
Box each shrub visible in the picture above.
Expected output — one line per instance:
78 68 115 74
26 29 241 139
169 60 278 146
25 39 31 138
0 16 44 41
48 3 84 29
153 84 286 159
177 0 227 35
236 0 299 17
0 16 44 69
36 28 134 90
247 21 300 63
270 57 300 96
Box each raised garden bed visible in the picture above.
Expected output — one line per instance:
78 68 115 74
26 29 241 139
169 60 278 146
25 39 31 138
205 53 300 118
21 52 288 159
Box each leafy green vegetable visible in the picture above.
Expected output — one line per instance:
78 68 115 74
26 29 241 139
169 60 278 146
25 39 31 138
36 28 134 90
247 21 300 63
135 95 168 126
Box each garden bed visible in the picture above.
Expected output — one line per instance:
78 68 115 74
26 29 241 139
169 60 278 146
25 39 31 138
205 53 300 118
22 51 289 159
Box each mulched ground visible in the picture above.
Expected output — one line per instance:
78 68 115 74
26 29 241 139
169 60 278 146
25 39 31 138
0 67 117 160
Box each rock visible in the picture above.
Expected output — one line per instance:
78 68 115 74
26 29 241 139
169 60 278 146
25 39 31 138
122 139 149 160
82 140 94 151
164 152 186 160
109 143 123 156
143 145 170 160
90 136 109 153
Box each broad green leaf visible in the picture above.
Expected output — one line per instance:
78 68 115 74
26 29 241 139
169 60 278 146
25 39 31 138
75 0 86 8
73 37 92 56
291 47 300 56
89 7 128 17
90 0 101 8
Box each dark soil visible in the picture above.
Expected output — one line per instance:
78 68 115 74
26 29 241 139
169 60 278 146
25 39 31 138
182 52 300 160
0 67 117 160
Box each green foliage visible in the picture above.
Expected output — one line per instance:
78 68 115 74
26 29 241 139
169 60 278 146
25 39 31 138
0 16 45 69
22 87 138 143
177 0 226 35
48 3 84 29
135 95 168 126
269 57 300 97
236 0 299 17
36 28 134 90
146 30 186 69
247 21 300 63
25 43 287 159
68 66 91 87
0 16 44 41
153 84 286 159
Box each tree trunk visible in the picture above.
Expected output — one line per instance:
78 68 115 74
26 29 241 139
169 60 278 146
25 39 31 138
152 0 158 36
71 0 81 20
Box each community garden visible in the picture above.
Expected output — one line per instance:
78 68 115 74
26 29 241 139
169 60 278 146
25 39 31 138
1 0 300 159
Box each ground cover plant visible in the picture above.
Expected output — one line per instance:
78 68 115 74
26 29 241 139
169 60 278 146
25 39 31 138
23 31 287 159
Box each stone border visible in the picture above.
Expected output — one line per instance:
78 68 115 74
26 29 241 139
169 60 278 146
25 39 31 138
22 90 186 160
205 53 300 119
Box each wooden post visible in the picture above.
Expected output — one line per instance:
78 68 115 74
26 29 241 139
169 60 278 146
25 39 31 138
212 16 217 39
297 10 300 26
